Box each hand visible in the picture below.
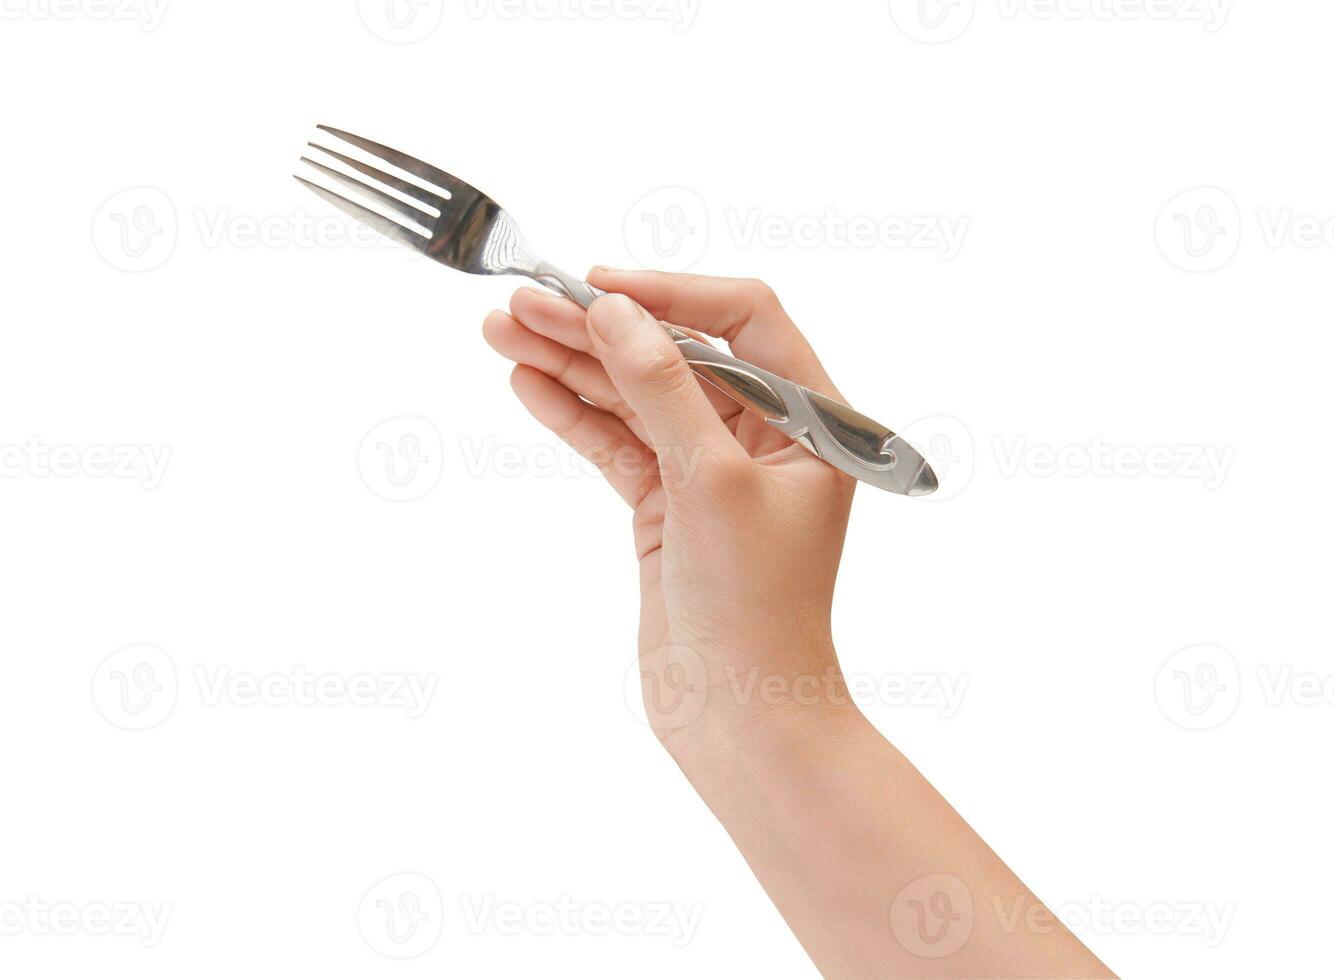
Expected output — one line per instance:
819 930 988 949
483 269 1112 979
483 269 857 757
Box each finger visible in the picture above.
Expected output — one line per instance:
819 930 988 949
586 294 751 489
586 268 839 398
483 310 649 444
508 365 659 509
509 287 594 352
508 288 746 427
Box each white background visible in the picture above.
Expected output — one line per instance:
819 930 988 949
1 1 1330 977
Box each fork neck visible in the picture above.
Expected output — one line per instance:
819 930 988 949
527 262 606 310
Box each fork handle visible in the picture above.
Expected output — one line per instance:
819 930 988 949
527 264 936 497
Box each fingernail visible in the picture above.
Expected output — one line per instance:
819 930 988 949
587 293 643 345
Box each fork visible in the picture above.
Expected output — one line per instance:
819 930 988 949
295 125 937 497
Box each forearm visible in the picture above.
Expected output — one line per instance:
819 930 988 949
664 668 1114 979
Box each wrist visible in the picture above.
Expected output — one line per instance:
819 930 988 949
648 648 872 793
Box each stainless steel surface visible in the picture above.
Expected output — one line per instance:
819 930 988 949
295 125 937 497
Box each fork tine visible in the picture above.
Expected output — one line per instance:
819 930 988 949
299 157 436 230
306 143 447 212
292 176 431 255
316 124 466 196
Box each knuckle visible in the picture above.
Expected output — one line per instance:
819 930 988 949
740 278 779 313
632 342 694 396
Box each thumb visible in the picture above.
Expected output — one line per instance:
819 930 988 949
586 293 746 488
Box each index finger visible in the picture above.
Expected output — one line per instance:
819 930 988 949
585 268 840 399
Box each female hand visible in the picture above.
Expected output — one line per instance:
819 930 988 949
483 269 859 757
483 268 1111 980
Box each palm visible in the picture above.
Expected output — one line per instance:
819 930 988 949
482 274 845 655
633 428 824 659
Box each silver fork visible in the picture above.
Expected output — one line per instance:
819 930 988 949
295 125 937 497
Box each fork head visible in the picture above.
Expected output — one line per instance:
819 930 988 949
295 125 540 278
